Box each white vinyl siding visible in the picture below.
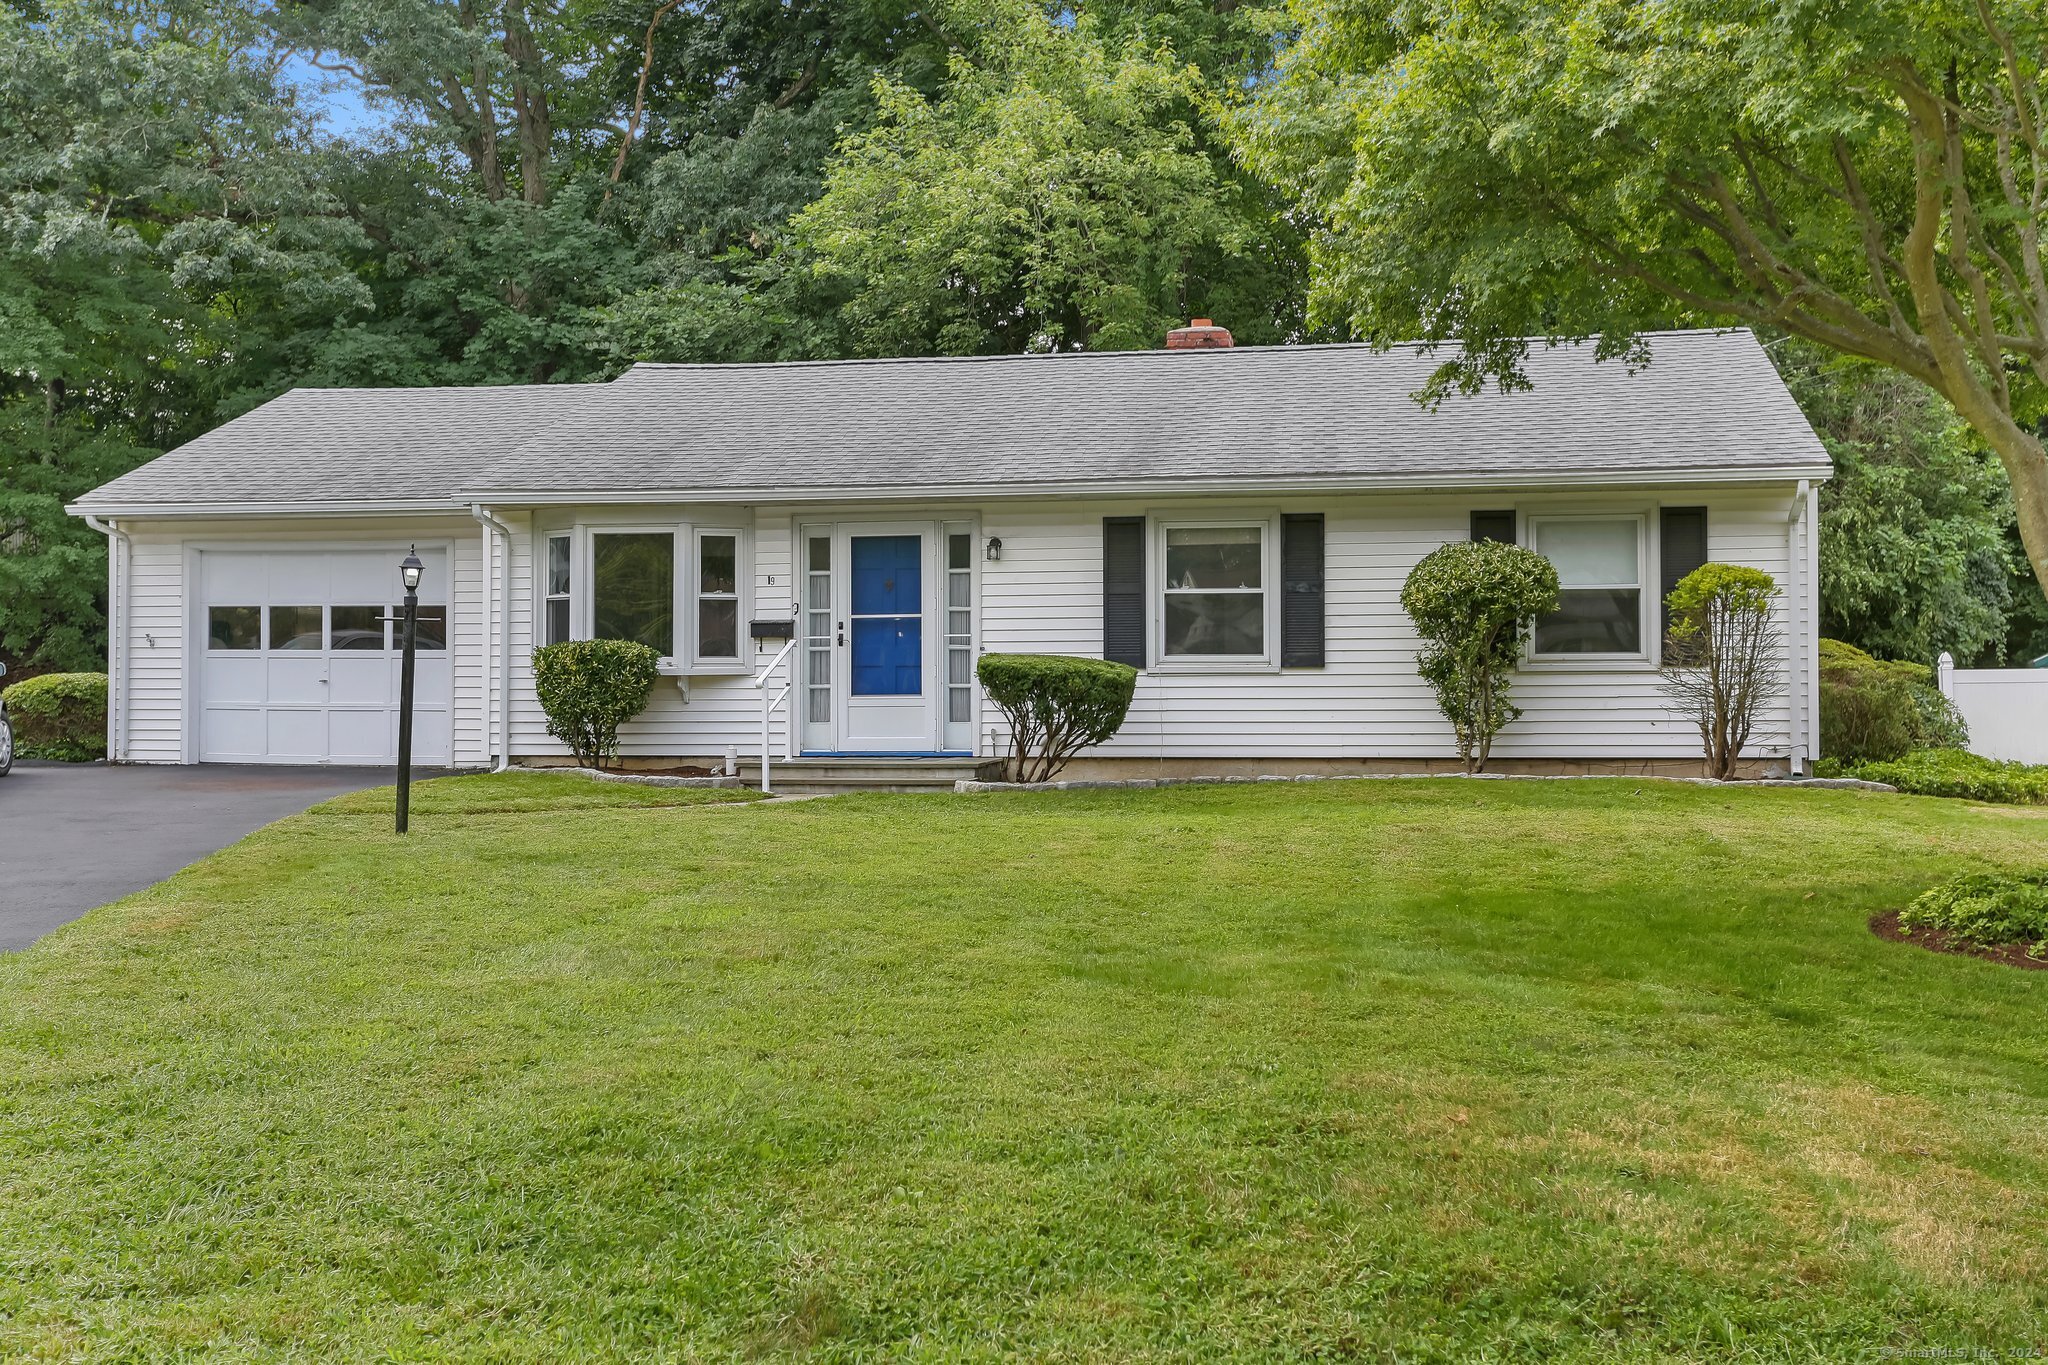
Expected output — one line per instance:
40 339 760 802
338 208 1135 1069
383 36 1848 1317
109 485 1816 769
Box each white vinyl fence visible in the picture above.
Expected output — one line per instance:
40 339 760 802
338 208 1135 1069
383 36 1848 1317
1938 653 2048 764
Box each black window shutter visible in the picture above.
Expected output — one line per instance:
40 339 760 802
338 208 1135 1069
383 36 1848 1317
1281 513 1325 668
1470 510 1517 543
1659 506 1709 659
1102 516 1146 668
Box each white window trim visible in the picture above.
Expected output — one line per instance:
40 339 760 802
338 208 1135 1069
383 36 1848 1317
537 521 754 676
690 526 748 670
1148 511 1282 673
1524 511 1655 668
541 531 572 648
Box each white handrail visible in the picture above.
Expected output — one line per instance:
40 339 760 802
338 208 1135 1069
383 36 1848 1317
751 638 799 793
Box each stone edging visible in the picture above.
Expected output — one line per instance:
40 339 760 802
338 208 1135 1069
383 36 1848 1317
955 773 1898 794
556 766 746 789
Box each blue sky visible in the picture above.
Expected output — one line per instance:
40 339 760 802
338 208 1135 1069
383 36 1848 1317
279 52 390 137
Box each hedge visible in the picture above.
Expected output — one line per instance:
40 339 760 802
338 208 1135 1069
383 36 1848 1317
977 653 1138 783
1821 748 2048 805
1817 639 1966 762
2 672 109 762
531 640 661 770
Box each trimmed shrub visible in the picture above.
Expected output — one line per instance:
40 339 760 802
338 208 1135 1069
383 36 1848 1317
977 653 1138 783
1400 540 1560 772
1826 749 2048 805
1900 871 2048 957
1817 639 1967 762
531 640 660 770
2 672 108 761
1661 563 1781 780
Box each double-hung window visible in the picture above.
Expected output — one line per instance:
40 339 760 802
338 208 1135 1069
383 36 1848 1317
693 530 741 663
543 533 572 646
1158 518 1275 665
1530 514 1647 659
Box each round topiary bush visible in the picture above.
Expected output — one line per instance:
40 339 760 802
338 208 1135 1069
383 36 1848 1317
531 640 661 770
977 653 1138 783
1400 540 1560 772
1 671 108 762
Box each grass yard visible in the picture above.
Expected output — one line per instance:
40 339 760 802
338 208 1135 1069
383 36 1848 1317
2 776 2046 1360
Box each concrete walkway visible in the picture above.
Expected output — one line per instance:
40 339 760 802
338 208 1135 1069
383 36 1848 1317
0 763 400 951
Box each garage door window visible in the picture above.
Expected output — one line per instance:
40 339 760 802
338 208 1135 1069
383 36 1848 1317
269 606 324 650
330 605 385 650
405 605 448 650
208 606 260 650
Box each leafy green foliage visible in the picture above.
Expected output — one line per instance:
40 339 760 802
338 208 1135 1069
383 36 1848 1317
1662 564 1780 780
530 640 660 770
1901 871 2048 955
1773 343 2022 665
1817 640 1969 764
976 652 1138 783
1233 0 2048 615
1400 541 1560 772
1828 749 2048 806
795 2 1306 355
1 671 107 761
0 0 367 671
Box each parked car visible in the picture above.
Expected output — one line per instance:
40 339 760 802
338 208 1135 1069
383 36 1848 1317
0 661 12 776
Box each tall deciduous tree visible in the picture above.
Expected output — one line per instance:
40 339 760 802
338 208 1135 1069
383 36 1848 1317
0 0 366 670
794 0 1307 355
1235 0 2048 608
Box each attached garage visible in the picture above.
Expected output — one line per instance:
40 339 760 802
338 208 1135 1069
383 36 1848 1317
193 547 453 765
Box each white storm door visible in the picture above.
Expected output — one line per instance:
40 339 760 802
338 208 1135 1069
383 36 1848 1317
832 524 939 753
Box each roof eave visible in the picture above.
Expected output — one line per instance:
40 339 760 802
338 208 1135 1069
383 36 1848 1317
459 463 1835 507
64 497 469 520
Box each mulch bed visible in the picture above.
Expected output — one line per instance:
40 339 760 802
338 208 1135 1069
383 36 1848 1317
1869 910 2048 972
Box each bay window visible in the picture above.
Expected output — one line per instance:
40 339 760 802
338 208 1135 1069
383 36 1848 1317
1530 515 1646 658
541 522 750 671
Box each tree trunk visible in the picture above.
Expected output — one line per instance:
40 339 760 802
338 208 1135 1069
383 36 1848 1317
503 1 551 205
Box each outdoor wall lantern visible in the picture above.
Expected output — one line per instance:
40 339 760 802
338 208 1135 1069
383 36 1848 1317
395 546 425 835
985 536 1002 562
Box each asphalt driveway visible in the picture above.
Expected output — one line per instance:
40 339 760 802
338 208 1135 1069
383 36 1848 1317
0 763 403 951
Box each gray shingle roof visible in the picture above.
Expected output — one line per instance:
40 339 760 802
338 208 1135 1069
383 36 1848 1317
71 330 1829 513
71 384 598 511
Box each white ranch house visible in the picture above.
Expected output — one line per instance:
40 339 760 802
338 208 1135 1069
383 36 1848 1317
69 325 1830 783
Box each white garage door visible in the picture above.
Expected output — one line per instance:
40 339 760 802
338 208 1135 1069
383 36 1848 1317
197 549 452 765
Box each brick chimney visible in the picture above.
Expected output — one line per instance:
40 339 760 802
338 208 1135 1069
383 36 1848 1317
1165 317 1233 350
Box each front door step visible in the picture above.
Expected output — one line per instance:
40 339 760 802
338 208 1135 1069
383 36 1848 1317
734 757 1003 793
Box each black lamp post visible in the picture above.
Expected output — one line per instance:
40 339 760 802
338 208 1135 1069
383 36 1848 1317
395 547 424 834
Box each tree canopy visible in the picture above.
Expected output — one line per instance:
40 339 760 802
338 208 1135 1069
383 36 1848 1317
1235 0 2048 609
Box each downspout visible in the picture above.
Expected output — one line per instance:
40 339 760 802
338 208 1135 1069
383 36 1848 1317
1785 480 1810 776
470 504 516 773
81 514 127 762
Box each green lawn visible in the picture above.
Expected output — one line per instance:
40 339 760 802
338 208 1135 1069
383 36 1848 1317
2 776 2046 1361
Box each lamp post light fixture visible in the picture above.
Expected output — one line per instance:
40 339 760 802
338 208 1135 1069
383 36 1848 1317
395 547 425 835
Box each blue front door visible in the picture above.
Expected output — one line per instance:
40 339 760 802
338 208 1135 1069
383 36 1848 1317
836 529 934 750
850 535 922 697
